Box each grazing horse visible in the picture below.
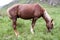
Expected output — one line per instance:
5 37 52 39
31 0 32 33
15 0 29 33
7 3 53 36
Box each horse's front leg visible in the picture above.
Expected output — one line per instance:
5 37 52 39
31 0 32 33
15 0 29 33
12 18 19 37
31 18 37 34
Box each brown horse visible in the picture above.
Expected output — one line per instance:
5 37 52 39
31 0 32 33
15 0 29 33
7 3 53 36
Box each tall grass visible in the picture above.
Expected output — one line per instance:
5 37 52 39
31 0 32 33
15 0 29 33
0 4 60 40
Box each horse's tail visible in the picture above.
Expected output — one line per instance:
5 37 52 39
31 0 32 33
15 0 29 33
7 7 11 19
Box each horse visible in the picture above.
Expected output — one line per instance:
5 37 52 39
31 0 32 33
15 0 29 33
7 3 53 37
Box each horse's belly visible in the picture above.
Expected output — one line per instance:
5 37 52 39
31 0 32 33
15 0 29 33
20 12 34 19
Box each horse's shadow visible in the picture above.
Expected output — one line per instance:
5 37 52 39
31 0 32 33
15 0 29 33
17 22 26 28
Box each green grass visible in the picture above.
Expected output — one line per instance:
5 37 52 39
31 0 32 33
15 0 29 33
0 4 60 40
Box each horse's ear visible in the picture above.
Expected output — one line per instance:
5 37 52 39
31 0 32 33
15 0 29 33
51 19 53 22
51 19 54 25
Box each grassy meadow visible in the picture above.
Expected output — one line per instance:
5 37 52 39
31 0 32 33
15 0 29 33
0 3 60 40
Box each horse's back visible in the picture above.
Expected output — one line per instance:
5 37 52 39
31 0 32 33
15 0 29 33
18 3 43 19
18 4 35 19
7 3 44 19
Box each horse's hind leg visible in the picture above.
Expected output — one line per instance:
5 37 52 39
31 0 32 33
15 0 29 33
31 17 37 34
12 18 19 37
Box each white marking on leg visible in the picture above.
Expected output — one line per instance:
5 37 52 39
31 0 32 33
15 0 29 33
14 30 19 37
30 26 34 34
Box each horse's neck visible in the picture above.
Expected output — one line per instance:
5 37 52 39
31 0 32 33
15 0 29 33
43 10 51 23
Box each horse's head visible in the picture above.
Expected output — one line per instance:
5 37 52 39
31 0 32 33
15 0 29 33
46 19 54 32
50 19 53 29
43 10 54 32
